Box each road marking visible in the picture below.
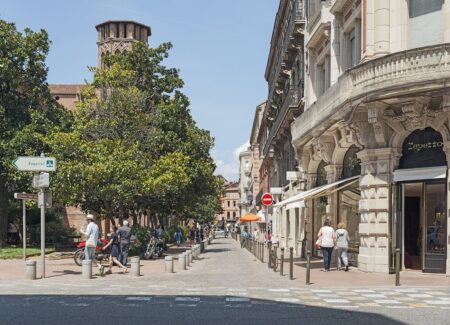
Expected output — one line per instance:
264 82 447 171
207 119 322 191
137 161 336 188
332 305 359 309
374 300 400 304
126 297 152 301
226 297 250 302
386 306 413 309
311 289 332 293
362 294 387 298
353 289 375 293
268 289 290 292
424 300 450 305
274 298 300 303
175 297 200 302
324 299 350 304
407 294 433 298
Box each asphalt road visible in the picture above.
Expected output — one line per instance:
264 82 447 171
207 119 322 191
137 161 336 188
0 295 418 325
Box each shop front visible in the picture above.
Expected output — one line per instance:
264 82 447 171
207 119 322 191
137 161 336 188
392 127 448 274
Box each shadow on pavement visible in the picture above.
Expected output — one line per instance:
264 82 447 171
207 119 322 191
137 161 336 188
45 270 82 278
0 294 407 325
205 248 231 253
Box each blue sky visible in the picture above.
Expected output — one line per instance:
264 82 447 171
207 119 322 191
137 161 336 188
1 0 278 181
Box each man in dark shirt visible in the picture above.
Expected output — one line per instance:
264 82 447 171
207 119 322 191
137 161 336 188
118 220 131 266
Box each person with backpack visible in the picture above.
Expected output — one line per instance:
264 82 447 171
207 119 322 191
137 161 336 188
102 226 128 274
174 228 182 247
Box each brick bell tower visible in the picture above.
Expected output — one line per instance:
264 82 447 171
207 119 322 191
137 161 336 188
95 20 151 69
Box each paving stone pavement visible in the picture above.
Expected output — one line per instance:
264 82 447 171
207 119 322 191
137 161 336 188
1 237 449 314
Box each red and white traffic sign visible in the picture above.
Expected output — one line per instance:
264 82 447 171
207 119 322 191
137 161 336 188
262 193 273 206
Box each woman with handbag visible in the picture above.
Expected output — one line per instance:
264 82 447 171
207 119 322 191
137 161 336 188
316 218 335 272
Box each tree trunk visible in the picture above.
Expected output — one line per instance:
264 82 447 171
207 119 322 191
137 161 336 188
0 182 10 247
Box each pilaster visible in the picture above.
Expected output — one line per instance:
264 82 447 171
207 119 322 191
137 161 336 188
357 147 394 273
374 0 390 56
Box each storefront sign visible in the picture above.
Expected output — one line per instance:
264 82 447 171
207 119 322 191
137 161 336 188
399 127 447 169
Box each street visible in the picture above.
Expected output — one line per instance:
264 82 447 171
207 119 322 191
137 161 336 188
0 238 448 325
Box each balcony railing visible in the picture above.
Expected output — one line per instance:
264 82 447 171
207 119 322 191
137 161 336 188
263 87 303 156
292 43 450 145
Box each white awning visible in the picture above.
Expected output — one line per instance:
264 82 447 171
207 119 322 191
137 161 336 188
274 176 359 208
393 166 447 182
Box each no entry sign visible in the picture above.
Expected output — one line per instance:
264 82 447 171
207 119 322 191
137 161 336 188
262 193 273 206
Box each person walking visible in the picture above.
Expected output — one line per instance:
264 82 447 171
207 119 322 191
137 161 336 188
102 226 128 274
117 220 132 266
174 228 182 247
189 227 196 246
336 222 350 271
80 214 104 275
316 218 335 272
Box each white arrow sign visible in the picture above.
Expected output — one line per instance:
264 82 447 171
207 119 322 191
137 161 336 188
12 157 57 172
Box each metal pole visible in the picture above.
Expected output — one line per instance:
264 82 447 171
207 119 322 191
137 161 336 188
273 246 277 272
280 247 284 276
267 242 272 268
22 198 26 260
289 247 294 280
306 250 311 285
395 248 401 286
40 188 45 278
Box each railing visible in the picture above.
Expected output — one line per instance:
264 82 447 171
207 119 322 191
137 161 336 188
263 87 303 156
292 43 450 146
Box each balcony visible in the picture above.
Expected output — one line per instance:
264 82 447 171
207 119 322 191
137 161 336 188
291 44 450 146
263 87 304 156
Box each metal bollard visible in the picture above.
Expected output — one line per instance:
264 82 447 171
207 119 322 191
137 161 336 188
82 259 92 279
178 253 186 271
165 256 173 273
395 248 401 286
267 242 272 268
306 250 311 285
131 257 140 276
184 252 189 267
25 260 36 280
273 247 278 272
187 250 193 265
289 247 294 280
280 248 284 276
192 246 197 259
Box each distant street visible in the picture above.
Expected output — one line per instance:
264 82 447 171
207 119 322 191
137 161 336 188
0 238 449 325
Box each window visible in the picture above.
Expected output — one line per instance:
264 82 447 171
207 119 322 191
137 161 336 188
233 201 236 207
227 212 230 219
409 0 442 18
227 201 230 207
233 212 236 218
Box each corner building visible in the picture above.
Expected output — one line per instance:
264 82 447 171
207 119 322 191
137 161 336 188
274 0 450 275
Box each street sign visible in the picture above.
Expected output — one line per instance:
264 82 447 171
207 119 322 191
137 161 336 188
14 193 38 201
38 189 52 208
262 193 273 206
12 156 57 172
32 173 50 188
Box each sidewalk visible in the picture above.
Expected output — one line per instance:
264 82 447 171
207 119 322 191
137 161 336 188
238 238 450 287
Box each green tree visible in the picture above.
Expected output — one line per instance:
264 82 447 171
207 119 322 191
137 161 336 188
0 20 72 246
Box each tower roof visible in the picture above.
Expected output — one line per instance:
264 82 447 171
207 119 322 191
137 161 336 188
95 20 151 36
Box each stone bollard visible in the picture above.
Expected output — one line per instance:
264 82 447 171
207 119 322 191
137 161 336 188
25 260 36 280
194 245 199 258
82 259 92 279
131 257 140 276
178 253 186 270
200 241 205 253
184 252 189 267
187 250 193 264
165 256 174 273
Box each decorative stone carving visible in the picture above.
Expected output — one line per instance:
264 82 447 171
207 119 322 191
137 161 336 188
312 136 335 163
384 101 441 132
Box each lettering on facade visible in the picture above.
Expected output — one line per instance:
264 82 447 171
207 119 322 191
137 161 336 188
406 141 443 152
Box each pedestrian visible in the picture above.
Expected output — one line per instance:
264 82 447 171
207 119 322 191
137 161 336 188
195 227 201 243
264 230 271 243
80 214 104 275
102 226 128 274
190 227 196 246
117 220 132 266
316 218 336 272
200 226 204 241
335 222 350 271
253 228 259 241
174 227 182 247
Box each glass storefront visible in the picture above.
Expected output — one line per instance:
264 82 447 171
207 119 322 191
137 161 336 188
338 182 361 266
313 196 327 255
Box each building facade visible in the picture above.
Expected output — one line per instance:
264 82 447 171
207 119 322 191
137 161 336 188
215 182 240 224
272 0 450 275
238 148 252 216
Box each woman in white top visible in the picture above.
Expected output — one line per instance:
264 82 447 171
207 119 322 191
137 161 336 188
317 218 336 272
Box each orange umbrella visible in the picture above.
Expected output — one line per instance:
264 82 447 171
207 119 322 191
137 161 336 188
240 213 261 222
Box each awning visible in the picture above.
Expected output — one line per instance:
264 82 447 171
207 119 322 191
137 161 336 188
274 176 359 208
393 166 447 182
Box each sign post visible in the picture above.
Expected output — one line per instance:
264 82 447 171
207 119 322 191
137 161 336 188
14 154 56 279
14 193 38 260
262 192 273 260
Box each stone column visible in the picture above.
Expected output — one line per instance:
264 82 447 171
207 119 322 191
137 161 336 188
357 148 393 273
374 0 390 55
330 18 340 85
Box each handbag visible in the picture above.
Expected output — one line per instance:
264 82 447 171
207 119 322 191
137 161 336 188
315 238 322 249
86 236 96 248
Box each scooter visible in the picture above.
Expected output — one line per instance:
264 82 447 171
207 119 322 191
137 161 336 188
142 236 165 260
73 239 109 266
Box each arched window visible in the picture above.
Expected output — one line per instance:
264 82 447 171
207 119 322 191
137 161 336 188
316 161 327 187
342 145 361 179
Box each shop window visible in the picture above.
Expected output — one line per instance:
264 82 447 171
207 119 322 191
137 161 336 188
313 197 327 255
342 145 361 179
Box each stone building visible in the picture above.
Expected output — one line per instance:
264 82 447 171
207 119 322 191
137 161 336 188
273 0 450 275
238 147 252 216
215 182 240 225
49 21 151 233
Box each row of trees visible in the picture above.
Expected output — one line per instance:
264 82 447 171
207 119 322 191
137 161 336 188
0 20 223 246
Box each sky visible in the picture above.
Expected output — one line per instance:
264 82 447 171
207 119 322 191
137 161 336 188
0 0 278 181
